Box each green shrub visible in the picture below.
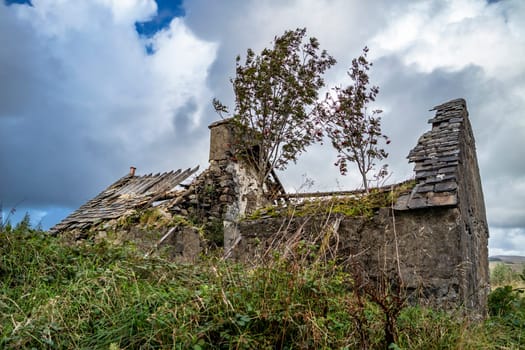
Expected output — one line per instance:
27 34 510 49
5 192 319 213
485 286 525 347
488 286 521 317
491 263 519 286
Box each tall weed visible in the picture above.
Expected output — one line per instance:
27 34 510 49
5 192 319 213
1 225 524 349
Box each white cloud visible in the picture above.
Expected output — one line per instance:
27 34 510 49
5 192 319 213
0 0 216 207
490 227 525 257
98 0 157 23
372 0 525 78
148 18 218 130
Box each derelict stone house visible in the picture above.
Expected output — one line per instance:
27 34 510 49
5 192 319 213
233 98 489 315
51 98 489 315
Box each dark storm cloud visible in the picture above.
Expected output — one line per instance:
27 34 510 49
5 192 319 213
0 5 103 207
173 98 199 135
0 2 216 214
182 0 397 119
374 57 525 237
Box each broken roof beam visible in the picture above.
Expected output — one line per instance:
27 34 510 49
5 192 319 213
50 166 200 234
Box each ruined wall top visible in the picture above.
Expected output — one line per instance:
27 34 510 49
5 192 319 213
395 98 468 210
208 118 234 162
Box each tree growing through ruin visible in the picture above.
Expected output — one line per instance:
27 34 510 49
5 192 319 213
321 47 389 192
213 28 336 194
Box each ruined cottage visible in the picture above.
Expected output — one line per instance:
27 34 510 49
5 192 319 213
51 98 489 314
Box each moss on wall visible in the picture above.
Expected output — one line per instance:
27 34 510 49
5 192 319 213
246 180 416 220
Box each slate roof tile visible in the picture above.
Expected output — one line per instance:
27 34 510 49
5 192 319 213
396 98 467 210
50 166 199 233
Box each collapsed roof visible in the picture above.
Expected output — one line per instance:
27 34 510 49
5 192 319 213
50 166 199 233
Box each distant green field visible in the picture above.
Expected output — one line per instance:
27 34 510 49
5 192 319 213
490 255 525 264
490 261 525 273
489 256 525 273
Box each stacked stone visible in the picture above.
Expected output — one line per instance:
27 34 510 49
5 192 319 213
395 98 467 210
167 159 235 224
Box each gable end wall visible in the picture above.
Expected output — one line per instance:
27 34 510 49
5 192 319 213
231 99 489 316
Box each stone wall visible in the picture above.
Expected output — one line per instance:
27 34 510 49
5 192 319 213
233 207 468 309
229 99 490 315
454 101 490 312
166 158 236 246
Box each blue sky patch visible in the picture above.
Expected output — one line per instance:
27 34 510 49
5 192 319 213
4 0 32 6
135 0 185 38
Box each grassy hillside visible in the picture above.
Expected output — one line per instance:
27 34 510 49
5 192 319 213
1 224 524 349
489 257 525 290
490 256 525 264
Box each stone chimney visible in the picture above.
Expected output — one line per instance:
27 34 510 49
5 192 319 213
208 118 234 162
207 118 268 255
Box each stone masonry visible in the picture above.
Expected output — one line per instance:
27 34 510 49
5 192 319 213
231 98 490 315
52 98 489 315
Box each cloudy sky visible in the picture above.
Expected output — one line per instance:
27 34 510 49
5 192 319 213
1 0 524 256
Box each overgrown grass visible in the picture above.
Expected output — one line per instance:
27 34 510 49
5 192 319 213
1 225 524 349
246 181 416 221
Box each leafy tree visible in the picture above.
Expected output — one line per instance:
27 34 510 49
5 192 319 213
491 263 518 286
321 47 389 192
213 28 336 194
